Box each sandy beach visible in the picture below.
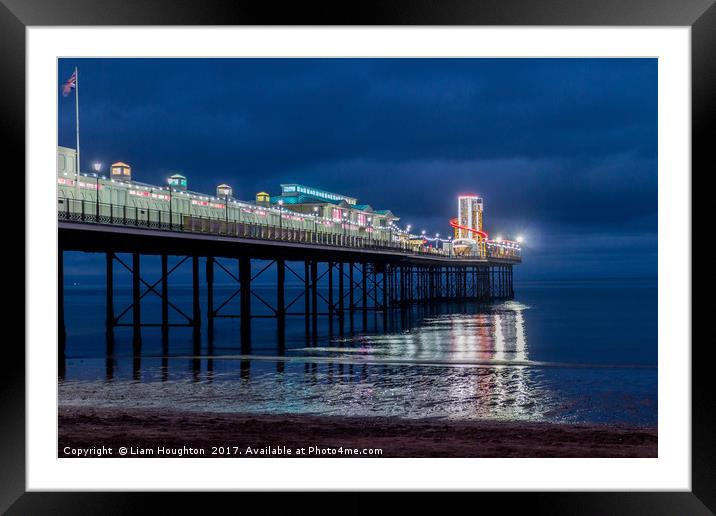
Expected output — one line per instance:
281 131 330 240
58 406 657 458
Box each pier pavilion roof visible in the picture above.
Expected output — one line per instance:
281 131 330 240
269 185 399 222
269 193 350 207
374 209 398 220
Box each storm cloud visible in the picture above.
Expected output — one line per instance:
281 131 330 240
59 58 657 279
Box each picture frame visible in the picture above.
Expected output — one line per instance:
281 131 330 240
3 0 710 511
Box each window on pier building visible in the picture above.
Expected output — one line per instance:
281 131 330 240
331 208 342 221
357 213 366 226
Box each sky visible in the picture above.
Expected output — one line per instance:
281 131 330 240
59 58 657 280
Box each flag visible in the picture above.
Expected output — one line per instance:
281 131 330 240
62 70 76 97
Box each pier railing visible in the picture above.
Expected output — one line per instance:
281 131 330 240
57 196 521 262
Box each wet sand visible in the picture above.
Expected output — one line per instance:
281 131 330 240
58 406 657 458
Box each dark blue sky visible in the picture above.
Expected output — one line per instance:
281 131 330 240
59 58 657 280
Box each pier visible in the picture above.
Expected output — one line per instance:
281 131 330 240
58 206 519 357
57 143 521 359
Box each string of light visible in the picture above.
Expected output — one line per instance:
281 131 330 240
67 170 522 249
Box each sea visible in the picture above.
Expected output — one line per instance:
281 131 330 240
59 276 657 426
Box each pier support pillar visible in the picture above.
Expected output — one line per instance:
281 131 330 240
311 260 318 338
132 252 142 352
463 266 468 300
361 263 368 311
487 266 491 298
489 266 494 299
338 262 345 333
500 266 504 298
436 266 442 301
510 265 515 298
361 263 368 328
206 256 214 343
501 266 505 299
240 256 251 345
502 266 506 299
328 261 334 334
408 266 414 304
192 255 201 350
105 252 115 353
161 254 169 349
58 249 66 362
328 261 334 317
447 266 452 299
304 261 310 337
349 262 355 312
382 266 388 315
399 265 405 306
276 258 286 344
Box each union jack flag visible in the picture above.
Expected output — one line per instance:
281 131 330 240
62 70 76 97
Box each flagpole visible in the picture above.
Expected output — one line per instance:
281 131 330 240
74 66 80 197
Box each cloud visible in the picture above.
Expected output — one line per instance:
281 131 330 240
59 57 657 278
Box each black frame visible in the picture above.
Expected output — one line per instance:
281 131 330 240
3 0 711 512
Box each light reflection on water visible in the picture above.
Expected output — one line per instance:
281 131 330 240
59 294 657 425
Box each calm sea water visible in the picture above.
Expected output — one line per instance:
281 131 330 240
59 278 657 426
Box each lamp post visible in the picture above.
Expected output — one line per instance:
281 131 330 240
313 205 319 242
367 216 372 247
167 179 173 229
92 162 101 221
342 212 348 244
435 233 440 253
278 199 284 238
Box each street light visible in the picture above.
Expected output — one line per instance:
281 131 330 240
367 216 372 247
400 224 410 249
278 199 284 237
313 205 319 241
167 178 174 229
92 162 101 221
342 212 348 244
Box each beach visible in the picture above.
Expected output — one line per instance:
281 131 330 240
58 406 657 458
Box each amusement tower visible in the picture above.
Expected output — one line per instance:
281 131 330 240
450 194 488 256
